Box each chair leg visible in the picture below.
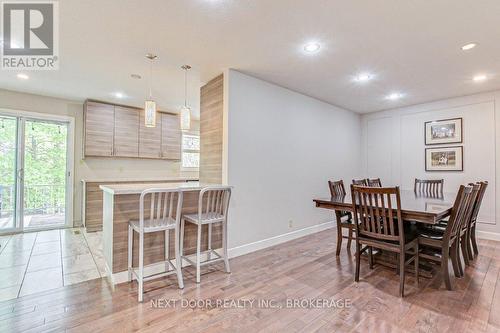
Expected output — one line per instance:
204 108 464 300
196 223 202 284
207 223 212 261
335 211 342 256
368 247 374 269
414 243 419 286
471 225 479 256
450 241 461 278
455 239 463 277
354 241 361 282
460 234 470 267
179 218 185 261
138 232 144 302
347 226 353 250
127 225 133 282
174 226 184 289
442 248 452 290
222 221 230 273
165 229 171 272
399 252 405 297
466 229 474 261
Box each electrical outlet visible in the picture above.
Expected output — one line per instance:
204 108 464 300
288 220 293 228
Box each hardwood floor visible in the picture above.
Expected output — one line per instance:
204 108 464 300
1 228 500 332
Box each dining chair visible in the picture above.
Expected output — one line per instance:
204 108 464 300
458 184 480 268
181 186 232 283
414 178 444 197
467 181 488 258
418 185 473 290
367 178 382 187
352 179 368 186
328 180 355 255
128 188 184 302
350 185 419 297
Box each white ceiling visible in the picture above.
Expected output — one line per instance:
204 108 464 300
1 0 500 115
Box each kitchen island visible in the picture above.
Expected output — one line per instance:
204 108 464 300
99 181 224 284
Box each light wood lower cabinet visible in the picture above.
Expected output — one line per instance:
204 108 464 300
83 100 181 160
114 106 139 157
84 101 114 157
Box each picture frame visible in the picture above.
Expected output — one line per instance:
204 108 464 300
424 117 463 145
425 146 463 172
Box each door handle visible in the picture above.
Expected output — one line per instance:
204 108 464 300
18 168 24 181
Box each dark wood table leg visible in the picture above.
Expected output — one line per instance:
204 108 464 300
335 210 342 256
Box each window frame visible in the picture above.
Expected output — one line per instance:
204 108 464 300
181 131 200 170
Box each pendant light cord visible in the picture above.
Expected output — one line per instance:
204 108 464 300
184 67 188 107
149 58 153 99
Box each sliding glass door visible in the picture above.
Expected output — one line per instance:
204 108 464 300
0 113 72 233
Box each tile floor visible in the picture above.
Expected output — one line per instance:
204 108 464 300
0 228 105 301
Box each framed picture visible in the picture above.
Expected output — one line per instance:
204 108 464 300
425 146 463 172
425 118 462 145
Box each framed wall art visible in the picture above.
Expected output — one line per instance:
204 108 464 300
425 118 462 145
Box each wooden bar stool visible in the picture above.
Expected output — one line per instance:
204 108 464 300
127 188 184 302
180 186 232 283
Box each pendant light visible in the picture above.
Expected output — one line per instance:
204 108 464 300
180 65 191 131
144 53 158 128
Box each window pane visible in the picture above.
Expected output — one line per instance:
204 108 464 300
182 135 200 151
182 152 199 168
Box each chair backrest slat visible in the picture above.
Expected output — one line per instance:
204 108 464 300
351 185 403 243
139 188 183 231
328 180 346 197
367 178 382 187
442 185 472 244
352 179 368 186
469 181 488 223
198 186 232 221
414 178 444 197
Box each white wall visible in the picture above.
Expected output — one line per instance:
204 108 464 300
225 70 362 248
0 89 199 226
361 91 500 239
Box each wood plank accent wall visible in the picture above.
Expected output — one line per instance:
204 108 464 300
200 74 224 183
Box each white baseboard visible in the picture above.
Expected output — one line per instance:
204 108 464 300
111 221 335 284
227 221 334 258
477 230 500 241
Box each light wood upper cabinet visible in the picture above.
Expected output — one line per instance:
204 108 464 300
139 109 162 159
161 113 181 160
84 101 182 160
113 106 139 157
84 101 114 157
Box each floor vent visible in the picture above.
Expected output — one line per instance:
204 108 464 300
73 230 81 235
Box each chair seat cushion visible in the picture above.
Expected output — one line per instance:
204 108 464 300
184 212 224 224
129 217 176 232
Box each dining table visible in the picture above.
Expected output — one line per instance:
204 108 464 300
313 189 456 277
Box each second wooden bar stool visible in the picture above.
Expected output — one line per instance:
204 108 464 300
180 186 232 283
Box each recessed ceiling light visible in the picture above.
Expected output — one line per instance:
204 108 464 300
303 42 321 54
473 74 487 82
385 92 403 101
461 43 477 51
130 74 142 79
114 92 125 98
354 73 373 83
17 73 29 80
